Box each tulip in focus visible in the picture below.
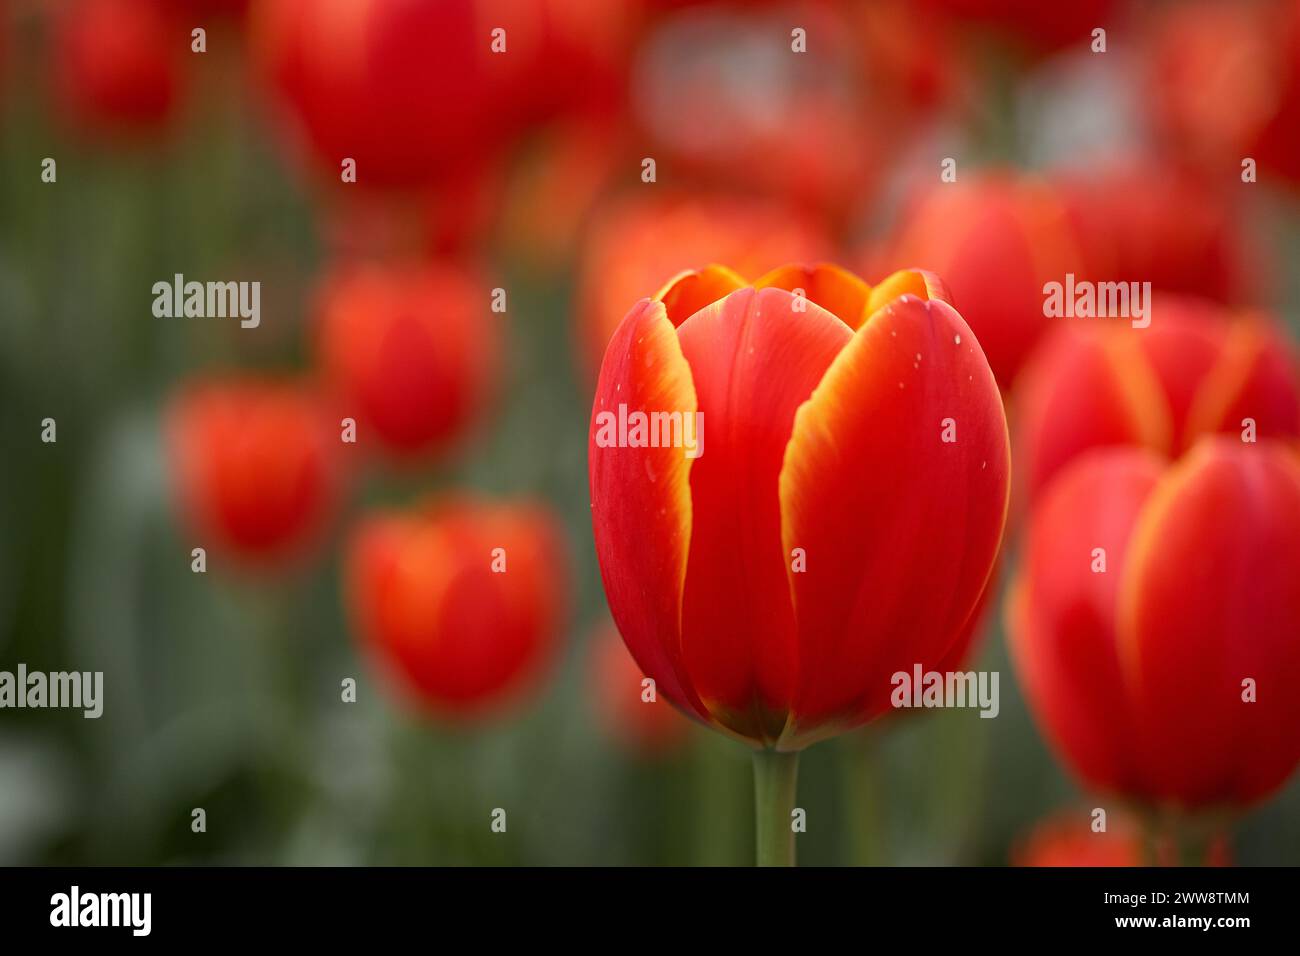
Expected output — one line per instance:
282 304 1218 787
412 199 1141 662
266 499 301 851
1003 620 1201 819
589 621 690 758
166 377 343 565
53 0 187 137
1014 298 1300 500
589 262 1010 863
1008 440 1300 818
313 260 499 462
347 496 568 719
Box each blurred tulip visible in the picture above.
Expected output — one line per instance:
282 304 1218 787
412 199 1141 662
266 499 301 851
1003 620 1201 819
878 172 1084 389
166 377 343 565
53 0 187 137
313 259 500 463
590 262 1009 752
347 496 568 719
1143 0 1300 184
1057 165 1266 307
252 0 508 189
575 193 831 376
1008 440 1300 810
1012 808 1231 867
1013 297 1300 500
589 621 691 757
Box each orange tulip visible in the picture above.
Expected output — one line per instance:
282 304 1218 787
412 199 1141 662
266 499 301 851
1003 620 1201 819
347 496 568 719
1013 297 1300 500
589 263 1010 752
313 260 499 462
1008 439 1300 810
166 377 343 565
878 172 1084 389
575 193 831 377
588 621 691 758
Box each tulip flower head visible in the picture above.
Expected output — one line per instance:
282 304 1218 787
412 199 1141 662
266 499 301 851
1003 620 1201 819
313 260 500 463
166 377 343 566
347 496 568 720
589 263 1010 752
1009 439 1300 811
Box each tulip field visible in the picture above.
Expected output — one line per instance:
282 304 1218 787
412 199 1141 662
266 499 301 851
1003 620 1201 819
1 0 1299 892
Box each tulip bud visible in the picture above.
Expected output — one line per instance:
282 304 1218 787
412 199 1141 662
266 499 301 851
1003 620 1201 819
313 260 499 463
346 496 568 719
589 262 1009 750
166 377 343 566
1013 297 1300 501
1008 440 1300 809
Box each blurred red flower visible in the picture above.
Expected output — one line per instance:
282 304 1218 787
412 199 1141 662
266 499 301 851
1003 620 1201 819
1013 297 1300 500
53 0 187 136
347 495 568 719
1008 440 1300 809
923 0 1120 55
589 263 1009 749
166 376 343 565
589 621 691 758
313 259 500 463
1013 808 1231 867
877 172 1085 390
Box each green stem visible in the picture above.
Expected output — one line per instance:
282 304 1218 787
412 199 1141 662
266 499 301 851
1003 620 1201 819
752 749 800 867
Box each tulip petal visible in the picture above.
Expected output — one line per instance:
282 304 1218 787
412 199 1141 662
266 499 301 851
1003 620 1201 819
1014 326 1172 501
1007 448 1166 796
589 299 710 722
754 262 870 330
1119 439 1300 806
1185 319 1300 446
653 264 748 326
777 295 1009 746
675 287 853 743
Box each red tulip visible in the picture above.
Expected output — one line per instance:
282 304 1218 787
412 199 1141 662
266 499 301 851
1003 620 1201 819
347 496 568 719
1057 165 1266 308
313 260 500 462
251 0 508 189
878 172 1085 389
1012 808 1231 867
166 377 343 565
575 193 831 377
1013 297 1300 500
1008 439 1300 810
589 621 691 757
53 0 187 136
589 262 1010 752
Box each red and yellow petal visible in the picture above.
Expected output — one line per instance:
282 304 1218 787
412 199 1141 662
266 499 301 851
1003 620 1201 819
777 294 1009 747
753 262 870 330
1013 325 1172 502
675 287 853 743
1007 448 1166 797
588 299 709 723
1185 317 1300 447
1119 438 1300 807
